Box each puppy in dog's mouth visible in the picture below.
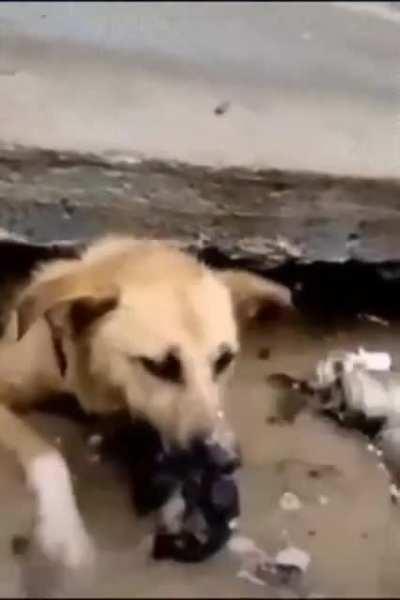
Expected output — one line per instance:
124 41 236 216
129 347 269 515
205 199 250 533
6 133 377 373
1 235 293 568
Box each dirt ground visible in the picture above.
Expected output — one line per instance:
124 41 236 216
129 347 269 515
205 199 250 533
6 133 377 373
1 317 399 598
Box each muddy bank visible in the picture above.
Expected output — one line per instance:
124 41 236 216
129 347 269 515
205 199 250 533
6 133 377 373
0 146 400 267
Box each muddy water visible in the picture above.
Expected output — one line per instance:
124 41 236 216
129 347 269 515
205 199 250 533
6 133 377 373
1 318 400 597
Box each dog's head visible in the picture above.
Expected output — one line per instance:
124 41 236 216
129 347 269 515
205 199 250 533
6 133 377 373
16 237 293 447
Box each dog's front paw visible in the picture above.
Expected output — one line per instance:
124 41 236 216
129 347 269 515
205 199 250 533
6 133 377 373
27 451 96 570
34 513 95 569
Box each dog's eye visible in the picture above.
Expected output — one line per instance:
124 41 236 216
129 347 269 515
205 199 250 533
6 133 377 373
139 353 183 384
214 349 235 378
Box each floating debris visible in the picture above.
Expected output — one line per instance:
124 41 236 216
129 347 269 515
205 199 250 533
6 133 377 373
237 568 266 586
275 546 311 572
359 313 389 327
229 534 310 589
389 483 400 503
228 535 265 556
280 491 302 511
318 495 329 506
229 535 271 586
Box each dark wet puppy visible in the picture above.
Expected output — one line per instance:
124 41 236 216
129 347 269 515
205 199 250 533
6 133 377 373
99 417 241 563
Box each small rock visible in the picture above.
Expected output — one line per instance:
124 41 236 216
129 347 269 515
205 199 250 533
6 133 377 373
318 495 329 506
308 469 320 479
11 535 29 556
60 197 75 218
214 101 230 116
258 347 271 360
308 530 316 537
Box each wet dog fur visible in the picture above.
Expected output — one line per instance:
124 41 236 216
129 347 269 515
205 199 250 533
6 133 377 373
0 235 293 569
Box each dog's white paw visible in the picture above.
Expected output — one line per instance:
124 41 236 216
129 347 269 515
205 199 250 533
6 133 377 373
28 451 95 569
34 513 95 569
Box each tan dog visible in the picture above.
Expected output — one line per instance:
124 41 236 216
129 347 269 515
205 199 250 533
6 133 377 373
0 235 292 569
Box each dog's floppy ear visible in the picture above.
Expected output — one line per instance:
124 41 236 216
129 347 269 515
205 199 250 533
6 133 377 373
16 272 119 340
218 269 294 323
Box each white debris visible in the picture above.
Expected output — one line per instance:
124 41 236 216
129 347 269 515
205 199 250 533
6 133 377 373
313 348 392 390
275 546 311 572
228 535 264 557
357 348 391 371
237 568 266 587
361 314 389 327
347 370 392 418
389 483 400 501
229 536 272 587
87 433 103 449
319 495 329 506
367 444 375 453
275 235 303 259
279 491 302 511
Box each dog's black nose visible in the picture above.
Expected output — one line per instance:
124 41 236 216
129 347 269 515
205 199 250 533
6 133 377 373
205 441 241 473
189 437 241 474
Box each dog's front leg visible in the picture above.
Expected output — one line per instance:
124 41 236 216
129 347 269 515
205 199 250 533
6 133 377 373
0 404 94 569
